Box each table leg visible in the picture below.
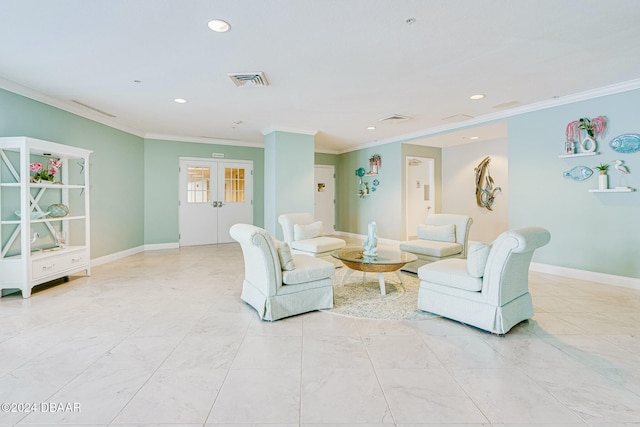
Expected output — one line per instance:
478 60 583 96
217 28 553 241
377 272 386 295
394 270 405 284
341 268 355 285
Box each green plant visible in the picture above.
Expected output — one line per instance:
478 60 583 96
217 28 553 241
594 163 609 172
369 154 381 166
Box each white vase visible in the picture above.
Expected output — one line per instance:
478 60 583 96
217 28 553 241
581 135 597 152
598 173 608 190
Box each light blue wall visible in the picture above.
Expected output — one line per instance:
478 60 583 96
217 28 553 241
264 131 314 239
337 142 404 239
336 143 442 241
509 89 640 278
0 89 144 259
143 138 264 244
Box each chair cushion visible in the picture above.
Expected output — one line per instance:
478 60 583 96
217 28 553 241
418 259 483 292
417 224 456 242
467 242 491 277
282 255 335 285
293 221 323 240
399 239 463 257
291 236 346 254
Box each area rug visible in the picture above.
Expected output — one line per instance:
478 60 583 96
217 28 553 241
322 269 439 321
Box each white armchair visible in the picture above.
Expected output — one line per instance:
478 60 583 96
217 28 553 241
278 213 346 262
417 227 551 334
230 223 335 321
400 213 473 273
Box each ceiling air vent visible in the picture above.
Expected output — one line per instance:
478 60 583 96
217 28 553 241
492 100 522 110
71 100 116 118
228 72 269 87
378 114 411 122
441 114 474 123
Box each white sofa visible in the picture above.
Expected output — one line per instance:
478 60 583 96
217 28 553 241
400 213 473 273
417 226 551 334
278 213 346 262
230 223 335 321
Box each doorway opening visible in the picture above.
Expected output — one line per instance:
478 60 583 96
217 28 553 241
405 157 435 239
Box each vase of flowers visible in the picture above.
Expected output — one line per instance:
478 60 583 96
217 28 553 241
566 116 606 153
369 154 381 174
30 159 62 183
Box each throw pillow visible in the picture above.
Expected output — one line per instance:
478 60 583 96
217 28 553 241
417 224 456 243
467 242 491 278
293 221 324 241
271 238 296 271
277 242 296 271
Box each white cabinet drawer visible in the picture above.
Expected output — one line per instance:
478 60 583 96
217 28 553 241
32 249 88 280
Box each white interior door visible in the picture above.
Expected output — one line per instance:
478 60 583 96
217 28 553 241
179 159 218 246
314 165 336 235
406 157 435 239
179 159 253 246
216 161 253 243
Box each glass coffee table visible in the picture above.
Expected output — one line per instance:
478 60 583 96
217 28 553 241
331 247 418 295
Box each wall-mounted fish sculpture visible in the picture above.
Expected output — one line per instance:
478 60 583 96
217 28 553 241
563 166 593 181
474 156 501 211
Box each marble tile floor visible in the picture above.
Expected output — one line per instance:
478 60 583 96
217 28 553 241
1 242 640 426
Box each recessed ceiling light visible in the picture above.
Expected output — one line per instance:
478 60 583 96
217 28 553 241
367 126 376 130
470 94 485 100
208 19 230 32
174 98 187 104
469 136 480 140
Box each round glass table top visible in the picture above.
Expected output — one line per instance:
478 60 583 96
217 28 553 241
332 247 417 265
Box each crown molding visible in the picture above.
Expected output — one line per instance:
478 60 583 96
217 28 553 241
261 125 318 136
144 133 264 148
0 76 145 138
339 78 640 154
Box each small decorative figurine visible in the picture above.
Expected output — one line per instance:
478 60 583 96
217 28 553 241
363 221 378 257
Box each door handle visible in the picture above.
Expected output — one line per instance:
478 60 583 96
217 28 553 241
212 201 218 207
218 201 224 207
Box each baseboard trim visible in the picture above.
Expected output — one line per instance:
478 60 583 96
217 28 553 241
530 262 640 290
91 242 180 267
144 242 180 251
336 231 639 290
91 246 145 267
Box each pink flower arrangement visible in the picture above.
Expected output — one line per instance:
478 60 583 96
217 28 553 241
30 159 62 182
566 116 607 143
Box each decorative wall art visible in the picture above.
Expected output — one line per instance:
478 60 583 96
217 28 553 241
565 116 606 154
609 134 640 154
563 166 593 181
474 156 501 211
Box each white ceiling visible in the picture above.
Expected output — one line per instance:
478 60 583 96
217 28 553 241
1 0 639 153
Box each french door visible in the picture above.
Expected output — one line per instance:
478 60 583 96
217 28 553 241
178 158 253 246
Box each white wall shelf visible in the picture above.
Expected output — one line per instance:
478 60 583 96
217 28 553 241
0 136 92 298
589 187 635 193
558 152 599 159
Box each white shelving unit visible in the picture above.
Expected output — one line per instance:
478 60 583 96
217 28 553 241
0 137 92 298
